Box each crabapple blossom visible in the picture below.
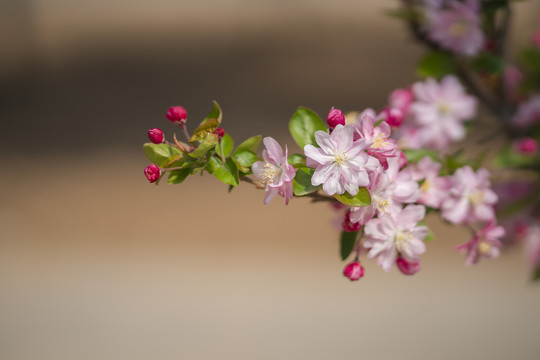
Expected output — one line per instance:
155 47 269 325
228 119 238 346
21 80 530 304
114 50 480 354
144 164 161 183
379 107 404 128
165 106 188 126
342 211 361 232
389 88 413 114
147 128 164 144
426 0 484 56
385 157 420 204
406 156 451 208
442 166 497 224
327 107 346 129
343 261 365 281
252 137 296 205
349 168 396 225
456 220 505 265
364 205 428 272
304 124 376 196
512 95 540 128
355 112 398 169
513 138 538 155
213 127 225 139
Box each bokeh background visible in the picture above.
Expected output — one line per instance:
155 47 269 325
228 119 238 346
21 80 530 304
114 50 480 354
2 1 540 359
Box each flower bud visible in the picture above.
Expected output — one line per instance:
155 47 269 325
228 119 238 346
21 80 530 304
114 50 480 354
396 257 420 276
147 128 164 144
513 137 538 155
389 88 413 113
214 127 225 139
343 261 364 281
342 211 361 232
381 107 404 128
165 106 188 126
144 164 162 183
327 107 346 129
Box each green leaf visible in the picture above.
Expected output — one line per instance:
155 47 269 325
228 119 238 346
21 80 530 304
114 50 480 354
143 143 183 168
472 53 504 75
292 167 320 196
288 107 327 148
188 133 219 158
235 135 262 153
340 231 358 261
216 133 234 158
287 153 306 168
168 167 192 184
417 51 456 79
418 221 434 242
200 100 223 126
402 148 440 163
233 149 257 169
334 188 371 207
190 118 219 142
493 145 540 169
209 156 239 186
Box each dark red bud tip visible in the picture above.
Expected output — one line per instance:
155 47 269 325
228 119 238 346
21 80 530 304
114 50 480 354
148 128 165 144
513 137 538 155
144 164 162 183
343 262 364 281
214 127 225 139
382 107 404 128
342 211 361 232
396 257 420 276
165 106 188 126
327 107 346 129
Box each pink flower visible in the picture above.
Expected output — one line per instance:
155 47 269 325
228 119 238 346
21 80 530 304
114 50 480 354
426 0 484 56
379 107 404 128
512 95 540 128
406 156 451 208
327 107 346 129
389 88 413 114
385 157 420 204
147 128 165 144
513 137 538 155
343 261 365 281
252 137 296 205
456 220 505 265
407 76 477 150
355 112 398 169
304 124 376 196
349 168 396 225
165 106 188 126
144 164 162 183
442 166 498 224
396 257 421 276
364 205 428 272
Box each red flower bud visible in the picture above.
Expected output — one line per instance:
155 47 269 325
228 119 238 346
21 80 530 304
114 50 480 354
214 127 225 139
165 106 188 126
513 137 538 155
147 128 164 144
342 211 361 232
327 107 346 129
396 257 420 276
343 261 364 281
144 164 162 183
382 107 404 128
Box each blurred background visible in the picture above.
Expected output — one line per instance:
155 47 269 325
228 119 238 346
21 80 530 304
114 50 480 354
1 0 540 359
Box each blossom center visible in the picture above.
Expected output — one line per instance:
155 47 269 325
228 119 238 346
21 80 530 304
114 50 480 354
468 191 484 205
449 21 468 37
262 162 282 184
478 240 491 255
372 194 391 214
395 231 413 252
333 151 349 166
437 102 451 115
420 179 431 193
371 133 388 149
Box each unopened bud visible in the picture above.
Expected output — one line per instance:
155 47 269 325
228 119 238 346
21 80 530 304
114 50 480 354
214 127 225 139
389 88 413 113
165 106 188 126
513 137 538 155
144 164 162 183
327 107 346 129
343 261 365 281
382 107 404 127
148 128 164 144
342 211 361 232
396 257 420 275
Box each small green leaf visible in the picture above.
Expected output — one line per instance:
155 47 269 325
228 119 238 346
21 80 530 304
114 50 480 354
200 100 222 126
188 133 219 158
472 53 504 75
190 118 219 142
209 156 239 186
143 143 183 167
216 133 234 158
233 149 257 168
235 135 262 153
340 231 358 261
288 107 327 148
287 153 306 168
402 148 440 163
168 167 192 184
334 188 371 207
292 167 320 196
417 51 456 79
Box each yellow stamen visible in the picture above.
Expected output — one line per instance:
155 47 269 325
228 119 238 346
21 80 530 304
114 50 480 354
478 241 491 255
395 232 413 252
333 151 348 166
468 191 484 205
438 102 451 114
449 22 468 37
420 179 431 193
262 162 281 184
371 133 388 149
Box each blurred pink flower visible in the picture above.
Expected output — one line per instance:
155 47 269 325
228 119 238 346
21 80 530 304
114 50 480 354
512 95 540 128
406 156 451 208
252 137 296 205
513 137 538 155
389 88 414 114
442 166 498 224
364 205 428 272
456 220 505 265
426 0 484 56
305 124 375 196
